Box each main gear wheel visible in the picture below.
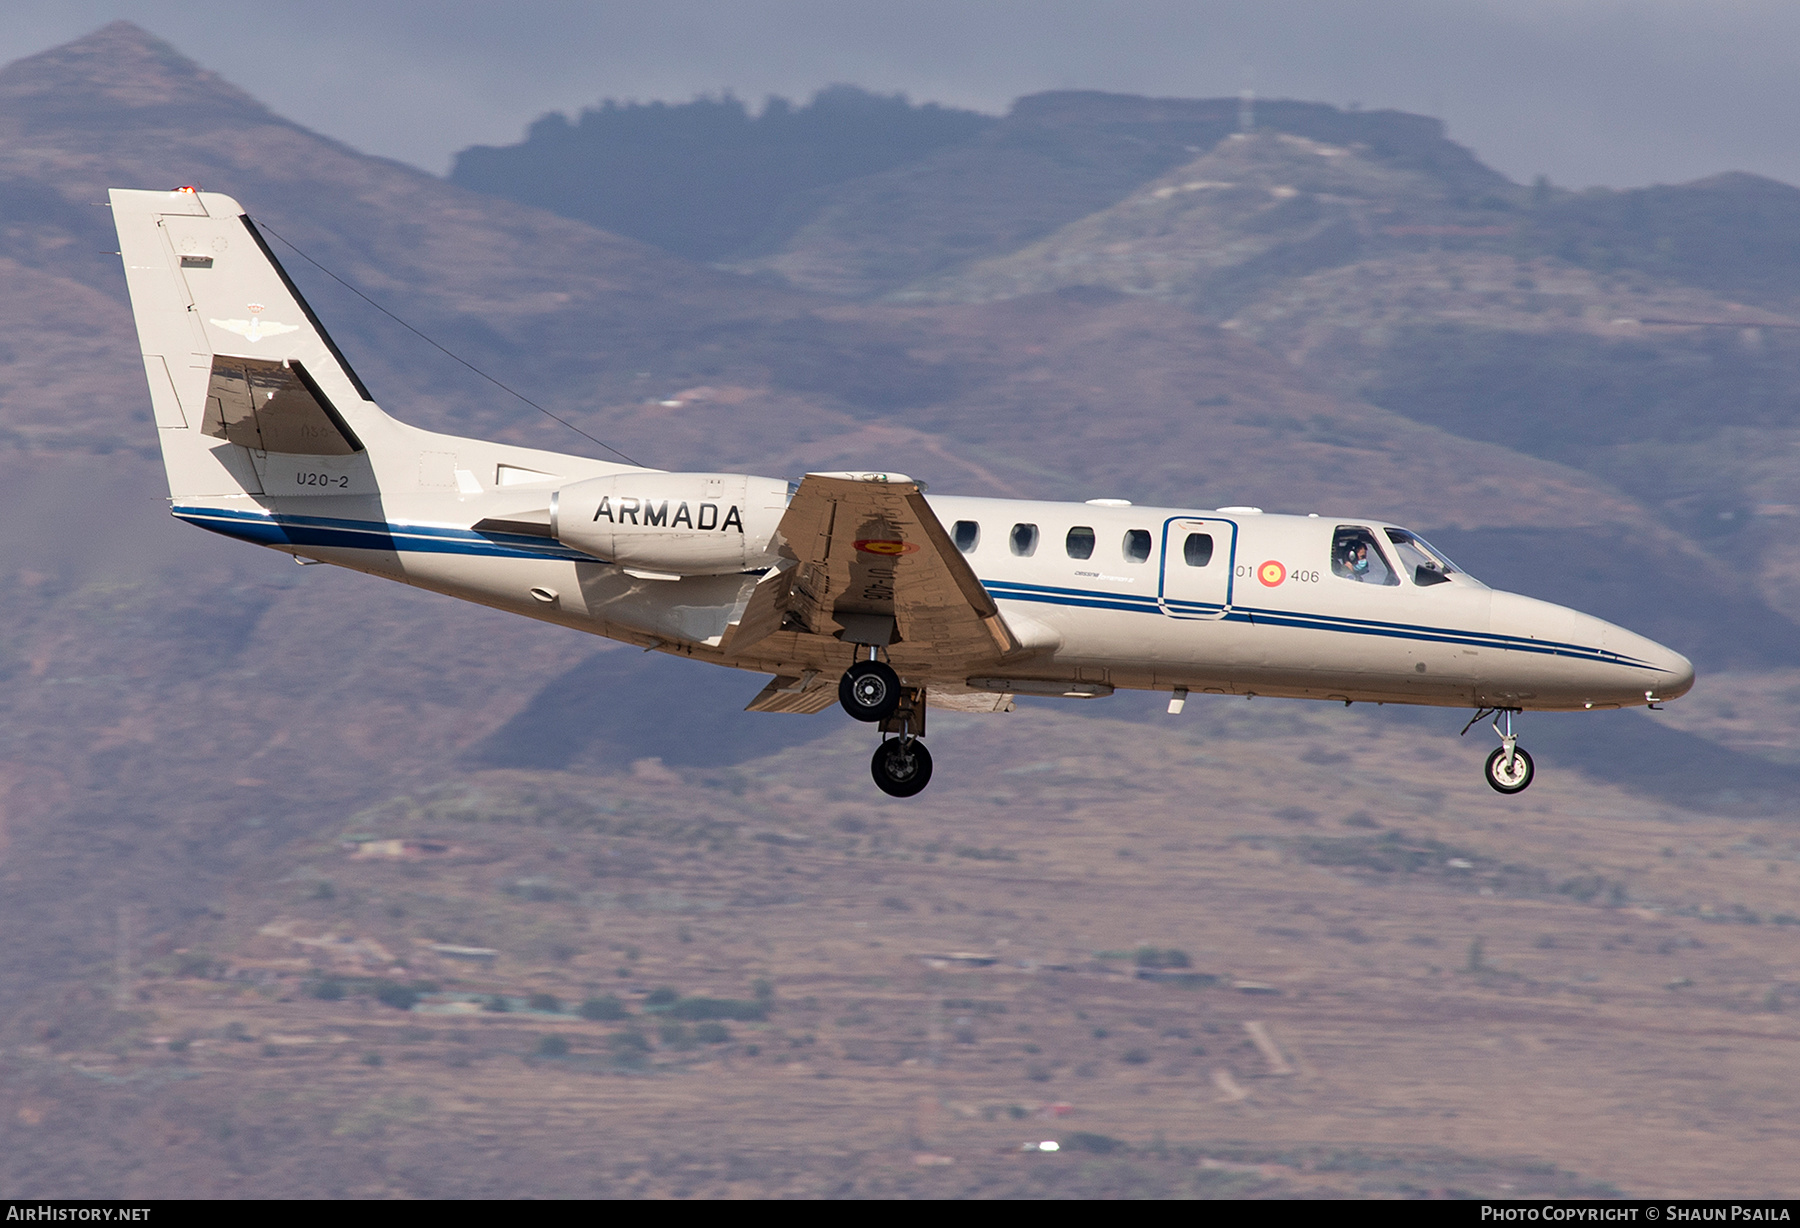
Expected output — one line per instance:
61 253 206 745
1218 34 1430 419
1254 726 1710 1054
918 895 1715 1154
839 660 902 723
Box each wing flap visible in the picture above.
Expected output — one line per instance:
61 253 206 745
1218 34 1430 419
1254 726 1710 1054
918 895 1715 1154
929 690 1016 713
718 564 796 655
745 672 836 714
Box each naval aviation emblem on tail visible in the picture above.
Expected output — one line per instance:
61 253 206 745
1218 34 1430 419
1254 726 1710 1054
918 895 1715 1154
208 303 299 344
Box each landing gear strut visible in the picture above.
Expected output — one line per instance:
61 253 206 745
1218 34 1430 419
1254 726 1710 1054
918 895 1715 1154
839 650 934 796
869 679 932 797
1465 707 1534 794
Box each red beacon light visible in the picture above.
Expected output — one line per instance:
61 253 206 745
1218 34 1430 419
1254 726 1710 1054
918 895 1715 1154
173 185 200 193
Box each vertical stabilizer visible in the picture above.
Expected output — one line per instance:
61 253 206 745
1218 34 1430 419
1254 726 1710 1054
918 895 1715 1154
110 187 393 502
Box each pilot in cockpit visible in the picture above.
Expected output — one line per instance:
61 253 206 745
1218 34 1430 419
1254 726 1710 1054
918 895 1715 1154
1332 527 1395 584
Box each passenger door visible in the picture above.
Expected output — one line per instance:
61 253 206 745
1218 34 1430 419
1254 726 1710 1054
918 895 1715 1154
1158 517 1236 619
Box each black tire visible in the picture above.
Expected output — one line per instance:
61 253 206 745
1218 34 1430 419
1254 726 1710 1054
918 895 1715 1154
871 738 933 797
1484 745 1535 794
839 660 902 723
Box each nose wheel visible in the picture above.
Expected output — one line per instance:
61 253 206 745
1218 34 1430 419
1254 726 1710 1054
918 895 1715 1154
1484 744 1534 793
1466 707 1534 794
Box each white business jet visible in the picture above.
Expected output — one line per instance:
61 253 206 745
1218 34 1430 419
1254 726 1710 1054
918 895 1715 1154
110 188 1694 797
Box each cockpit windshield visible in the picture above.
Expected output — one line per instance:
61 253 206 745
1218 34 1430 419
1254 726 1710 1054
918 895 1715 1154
1384 528 1481 587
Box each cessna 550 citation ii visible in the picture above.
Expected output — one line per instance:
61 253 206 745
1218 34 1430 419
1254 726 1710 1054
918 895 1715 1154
111 188 1694 797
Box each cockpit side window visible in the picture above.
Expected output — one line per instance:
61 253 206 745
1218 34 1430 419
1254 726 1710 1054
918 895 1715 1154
1331 526 1400 586
1384 528 1472 587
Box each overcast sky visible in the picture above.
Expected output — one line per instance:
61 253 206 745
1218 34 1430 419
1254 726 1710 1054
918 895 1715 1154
6 1 1798 190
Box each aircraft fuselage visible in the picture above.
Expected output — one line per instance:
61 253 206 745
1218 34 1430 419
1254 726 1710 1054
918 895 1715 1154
114 185 1694 798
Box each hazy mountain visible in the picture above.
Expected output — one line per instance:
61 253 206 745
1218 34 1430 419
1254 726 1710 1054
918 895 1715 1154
889 127 1515 309
1529 172 1800 313
445 80 1800 630
450 87 994 263
799 117 1800 627
716 93 1512 298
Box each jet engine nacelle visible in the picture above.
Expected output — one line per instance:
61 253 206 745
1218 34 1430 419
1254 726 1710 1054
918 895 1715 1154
551 472 790 575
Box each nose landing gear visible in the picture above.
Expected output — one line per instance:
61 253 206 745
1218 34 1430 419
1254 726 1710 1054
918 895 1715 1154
1484 743 1534 793
1465 707 1533 794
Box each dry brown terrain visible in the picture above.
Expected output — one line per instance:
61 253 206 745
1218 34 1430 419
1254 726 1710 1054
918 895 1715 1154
6 693 1800 1197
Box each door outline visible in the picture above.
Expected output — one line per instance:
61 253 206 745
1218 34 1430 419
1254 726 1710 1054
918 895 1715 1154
1158 516 1238 619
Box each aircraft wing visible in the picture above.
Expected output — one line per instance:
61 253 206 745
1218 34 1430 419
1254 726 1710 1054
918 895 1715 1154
726 472 1018 664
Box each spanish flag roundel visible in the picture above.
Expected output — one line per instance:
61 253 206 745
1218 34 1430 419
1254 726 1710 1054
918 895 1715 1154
1257 560 1286 587
853 539 919 556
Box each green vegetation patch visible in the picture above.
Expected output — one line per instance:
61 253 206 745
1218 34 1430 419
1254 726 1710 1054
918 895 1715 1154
579 995 629 1021
661 996 768 1022
1133 947 1191 970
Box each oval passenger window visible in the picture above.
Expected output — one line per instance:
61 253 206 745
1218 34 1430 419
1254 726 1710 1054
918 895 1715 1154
953 520 980 553
1010 523 1039 557
1065 526 1095 559
1123 529 1151 563
1183 532 1213 567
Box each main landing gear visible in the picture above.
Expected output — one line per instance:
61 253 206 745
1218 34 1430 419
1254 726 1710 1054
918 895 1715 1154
1463 707 1534 794
838 651 933 797
839 658 902 723
871 736 933 798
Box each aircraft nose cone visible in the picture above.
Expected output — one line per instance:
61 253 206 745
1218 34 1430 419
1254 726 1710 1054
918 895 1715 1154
1604 625 1695 702
1651 644 1696 701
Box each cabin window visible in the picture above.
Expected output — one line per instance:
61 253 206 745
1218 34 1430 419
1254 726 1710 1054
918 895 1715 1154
1385 528 1468 587
1183 532 1214 567
1331 525 1400 586
1122 529 1152 563
1010 523 1039 557
953 520 980 553
1065 526 1095 559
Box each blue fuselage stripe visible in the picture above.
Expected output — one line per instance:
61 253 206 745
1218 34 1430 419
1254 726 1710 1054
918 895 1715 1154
173 505 594 562
173 505 1643 667
981 578 1644 668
